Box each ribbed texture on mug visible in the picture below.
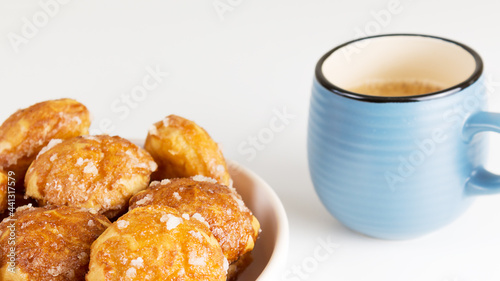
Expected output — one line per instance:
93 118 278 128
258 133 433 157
308 79 487 239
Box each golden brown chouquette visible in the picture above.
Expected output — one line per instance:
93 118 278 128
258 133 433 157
129 176 260 263
0 99 91 188
86 205 227 281
144 115 232 186
25 135 157 218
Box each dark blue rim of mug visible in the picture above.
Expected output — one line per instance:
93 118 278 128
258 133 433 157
315 33 483 103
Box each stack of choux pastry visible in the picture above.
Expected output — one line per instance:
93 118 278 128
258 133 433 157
0 100 260 281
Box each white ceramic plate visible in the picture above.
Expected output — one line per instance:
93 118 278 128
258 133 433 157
226 161 289 281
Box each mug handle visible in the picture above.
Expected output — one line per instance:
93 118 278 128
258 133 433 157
463 111 500 195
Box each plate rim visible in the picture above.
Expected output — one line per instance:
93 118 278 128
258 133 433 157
228 160 289 281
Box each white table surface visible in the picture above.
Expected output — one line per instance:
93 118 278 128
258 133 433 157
1 1 500 280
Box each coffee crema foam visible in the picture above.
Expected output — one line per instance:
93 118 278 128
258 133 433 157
347 80 445 97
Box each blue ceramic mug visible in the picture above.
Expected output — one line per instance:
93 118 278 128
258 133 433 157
308 34 500 239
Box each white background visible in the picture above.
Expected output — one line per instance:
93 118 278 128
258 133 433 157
1 1 500 280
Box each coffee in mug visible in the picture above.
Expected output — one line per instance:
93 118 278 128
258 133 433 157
348 80 444 97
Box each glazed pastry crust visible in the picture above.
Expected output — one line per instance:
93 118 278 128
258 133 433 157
0 99 90 186
86 205 227 281
0 205 110 281
0 171 6 213
25 135 157 218
129 177 260 263
145 115 232 186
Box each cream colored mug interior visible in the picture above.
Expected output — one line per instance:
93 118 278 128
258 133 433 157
321 35 477 95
